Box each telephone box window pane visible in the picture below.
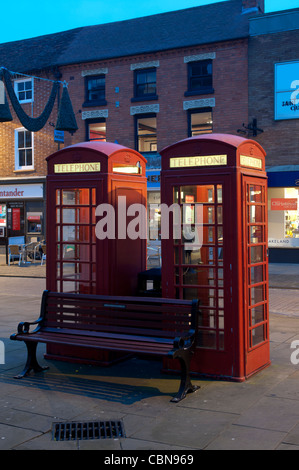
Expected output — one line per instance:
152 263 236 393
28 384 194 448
250 265 264 284
217 206 223 224
199 309 216 327
251 304 264 325
251 285 264 305
180 185 214 203
198 330 217 349
249 186 263 203
182 247 202 265
249 205 263 223
183 267 216 286
62 189 90 206
62 208 90 224
251 324 264 347
250 245 263 264
250 225 263 243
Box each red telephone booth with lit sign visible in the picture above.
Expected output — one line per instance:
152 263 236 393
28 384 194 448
45 141 147 363
160 134 270 381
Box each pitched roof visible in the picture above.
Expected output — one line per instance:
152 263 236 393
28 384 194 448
0 0 258 73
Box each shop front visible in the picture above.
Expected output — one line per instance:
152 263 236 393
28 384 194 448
267 166 299 263
0 178 45 256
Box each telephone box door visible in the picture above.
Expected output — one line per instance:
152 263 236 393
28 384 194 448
242 176 270 377
47 180 101 294
162 175 236 377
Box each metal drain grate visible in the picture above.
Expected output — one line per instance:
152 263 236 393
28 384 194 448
52 420 125 441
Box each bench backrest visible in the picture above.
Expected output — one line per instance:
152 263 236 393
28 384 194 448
40 291 199 340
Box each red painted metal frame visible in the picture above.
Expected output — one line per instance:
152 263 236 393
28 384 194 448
160 134 270 381
45 141 147 364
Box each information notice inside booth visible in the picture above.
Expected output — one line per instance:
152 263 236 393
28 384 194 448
160 134 270 381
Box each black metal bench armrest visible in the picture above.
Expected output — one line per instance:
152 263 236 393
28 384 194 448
16 318 43 334
173 328 196 351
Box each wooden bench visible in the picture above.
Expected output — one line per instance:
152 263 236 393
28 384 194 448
10 290 200 402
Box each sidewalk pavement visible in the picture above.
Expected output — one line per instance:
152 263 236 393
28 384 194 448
0 264 298 450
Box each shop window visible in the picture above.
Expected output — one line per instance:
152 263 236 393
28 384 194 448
135 115 157 153
186 59 213 96
132 68 157 101
15 128 34 170
14 78 33 103
83 75 106 107
268 187 299 248
86 119 106 141
188 109 213 136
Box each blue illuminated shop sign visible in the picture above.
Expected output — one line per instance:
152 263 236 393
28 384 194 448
275 61 299 120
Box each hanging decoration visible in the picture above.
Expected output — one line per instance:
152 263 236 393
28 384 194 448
55 82 78 134
0 78 13 122
0 67 78 133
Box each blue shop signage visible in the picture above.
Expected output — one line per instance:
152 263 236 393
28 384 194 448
275 61 299 120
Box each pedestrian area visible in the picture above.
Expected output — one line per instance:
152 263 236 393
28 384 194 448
0 266 298 450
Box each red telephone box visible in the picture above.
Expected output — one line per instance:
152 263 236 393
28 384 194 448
160 134 270 381
45 141 147 363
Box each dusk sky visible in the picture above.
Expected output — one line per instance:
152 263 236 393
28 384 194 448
0 0 297 44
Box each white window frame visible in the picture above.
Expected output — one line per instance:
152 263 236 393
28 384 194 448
15 127 34 171
14 78 34 103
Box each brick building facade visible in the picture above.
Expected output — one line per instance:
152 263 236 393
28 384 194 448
248 8 299 261
0 0 260 248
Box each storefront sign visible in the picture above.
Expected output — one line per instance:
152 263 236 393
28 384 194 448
54 162 101 173
240 155 262 169
275 61 299 120
169 155 227 168
12 208 20 231
269 238 299 248
0 184 43 199
271 198 298 211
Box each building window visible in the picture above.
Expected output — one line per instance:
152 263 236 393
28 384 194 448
186 60 213 96
136 115 157 153
86 119 106 141
132 69 157 102
188 109 213 136
15 128 34 170
83 75 106 107
14 78 33 103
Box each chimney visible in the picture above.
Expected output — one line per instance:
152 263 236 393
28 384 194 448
242 0 264 14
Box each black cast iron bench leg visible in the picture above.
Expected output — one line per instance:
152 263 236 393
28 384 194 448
14 342 49 379
170 351 200 403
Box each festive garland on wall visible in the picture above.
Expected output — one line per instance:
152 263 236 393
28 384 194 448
0 67 78 133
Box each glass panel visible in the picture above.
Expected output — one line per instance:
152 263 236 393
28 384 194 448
219 331 225 350
191 111 213 135
251 285 264 305
62 207 90 224
183 287 216 306
217 206 223 224
251 304 264 325
182 247 202 265
250 225 263 243
251 245 263 264
217 185 222 203
199 309 216 328
62 189 90 206
251 324 264 347
198 330 217 349
249 185 263 203
182 267 216 286
250 265 264 284
249 205 263 223
180 185 214 203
